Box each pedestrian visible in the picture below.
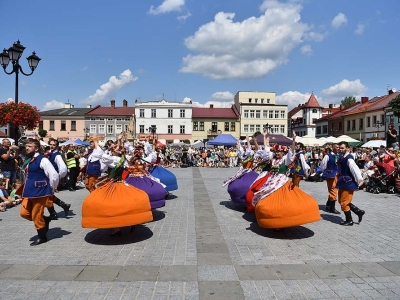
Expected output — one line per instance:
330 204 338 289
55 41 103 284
20 139 59 246
291 142 310 187
66 144 80 191
320 144 341 214
0 138 18 192
336 141 365 226
386 123 398 150
85 136 104 192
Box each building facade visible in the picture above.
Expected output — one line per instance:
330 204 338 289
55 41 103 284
234 91 288 137
135 99 192 144
192 105 240 142
85 100 134 142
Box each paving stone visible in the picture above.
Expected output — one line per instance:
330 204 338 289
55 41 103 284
378 261 400 275
344 262 396 278
235 265 279 280
75 266 121 281
158 266 197 281
198 281 245 299
309 263 358 279
198 265 239 281
116 266 160 281
35 265 85 281
0 264 48 280
272 264 318 280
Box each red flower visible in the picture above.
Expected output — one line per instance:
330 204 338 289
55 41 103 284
0 100 40 129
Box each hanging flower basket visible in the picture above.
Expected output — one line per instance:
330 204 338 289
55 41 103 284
0 100 41 130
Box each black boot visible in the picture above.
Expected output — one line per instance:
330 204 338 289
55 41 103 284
30 228 48 246
340 211 353 226
47 206 58 220
325 200 330 212
54 197 71 217
44 216 51 234
349 203 365 223
328 200 341 214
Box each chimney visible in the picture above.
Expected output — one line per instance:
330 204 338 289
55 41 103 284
123 99 128 107
87 104 91 108
340 104 344 110
64 103 72 109
111 99 115 108
210 104 214 108
329 104 333 108
388 89 396 95
361 96 369 104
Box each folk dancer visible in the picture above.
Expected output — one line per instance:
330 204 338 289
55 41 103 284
290 143 310 187
320 144 341 214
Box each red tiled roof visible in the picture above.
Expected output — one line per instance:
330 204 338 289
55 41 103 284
319 102 361 120
86 106 135 116
192 105 240 118
322 107 340 114
367 91 400 111
303 93 323 108
0 130 7 138
288 105 303 118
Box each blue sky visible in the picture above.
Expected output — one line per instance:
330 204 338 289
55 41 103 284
0 0 399 111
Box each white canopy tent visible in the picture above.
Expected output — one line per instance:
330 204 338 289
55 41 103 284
361 140 386 148
296 135 324 146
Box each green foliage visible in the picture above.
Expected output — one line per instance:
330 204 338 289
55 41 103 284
341 96 356 108
253 131 261 137
183 139 191 144
389 94 400 118
38 129 47 138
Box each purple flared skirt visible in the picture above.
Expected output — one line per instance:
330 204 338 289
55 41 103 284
125 176 167 209
227 171 259 203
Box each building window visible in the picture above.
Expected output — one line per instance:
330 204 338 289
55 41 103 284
317 126 321 134
263 110 267 118
107 118 113 121
193 121 198 131
50 121 54 131
180 125 185 134
139 109 144 118
255 125 261 132
280 111 285 119
180 109 185 118
107 125 113 134
116 124 122 133
373 115 377 125
347 120 350 131
269 111 273 118
255 98 258 103
230 122 235 131
261 98 264 103
381 114 384 123
352 120 356 130
250 124 255 133
338 122 342 130
256 110 260 118
389 115 394 124
359 118 364 129
250 110 255 118
39 121 43 130
244 110 249 118
125 118 130 121
61 121 66 131
323 125 328 134
90 124 96 133
200 122 204 131
71 121 76 131
267 99 270 103
249 98 252 103
244 124 249 133
90 118 96 121
211 122 217 132
168 109 173 118
312 109 318 113
274 125 279 133
367 116 371 127
312 118 317 124
280 125 285 134
151 109 156 118
139 125 144 133
275 111 279 118
168 125 173 133
98 124 105 134
99 118 104 121
224 122 229 131
124 125 129 133
116 118 122 121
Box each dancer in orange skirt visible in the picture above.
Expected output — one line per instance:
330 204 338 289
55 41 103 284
82 133 153 236
253 132 320 229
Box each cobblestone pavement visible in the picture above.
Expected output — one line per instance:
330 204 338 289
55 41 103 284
0 167 399 299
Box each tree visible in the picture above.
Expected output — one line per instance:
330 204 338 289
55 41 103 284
38 129 47 138
341 96 356 108
389 94 400 118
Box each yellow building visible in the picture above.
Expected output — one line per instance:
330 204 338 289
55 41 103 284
191 104 240 142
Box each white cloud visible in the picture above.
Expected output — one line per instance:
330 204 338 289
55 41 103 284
81 66 88 71
6 98 14 102
149 0 185 15
276 91 311 110
320 79 367 102
183 97 192 103
355 23 366 35
82 69 137 105
304 31 326 42
331 13 347 28
300 45 313 56
180 0 310 80
42 100 65 111
178 11 191 22
210 91 234 101
182 96 233 108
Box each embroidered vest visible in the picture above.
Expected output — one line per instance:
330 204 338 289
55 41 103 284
49 151 60 173
87 159 101 176
336 155 358 191
322 153 338 179
22 155 53 198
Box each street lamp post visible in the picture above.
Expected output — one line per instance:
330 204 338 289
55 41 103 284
373 121 384 138
147 126 157 143
263 123 273 134
84 127 89 140
0 40 41 141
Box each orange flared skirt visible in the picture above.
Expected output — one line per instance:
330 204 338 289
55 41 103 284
82 181 153 228
246 173 271 213
255 181 320 228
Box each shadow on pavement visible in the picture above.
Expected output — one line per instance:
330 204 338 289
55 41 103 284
151 210 166 222
29 227 72 241
219 200 247 213
247 222 315 239
166 194 178 200
318 205 343 224
84 225 153 245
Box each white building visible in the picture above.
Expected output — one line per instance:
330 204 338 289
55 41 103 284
234 91 288 137
135 99 192 144
289 94 323 137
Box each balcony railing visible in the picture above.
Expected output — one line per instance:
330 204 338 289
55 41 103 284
207 129 221 135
